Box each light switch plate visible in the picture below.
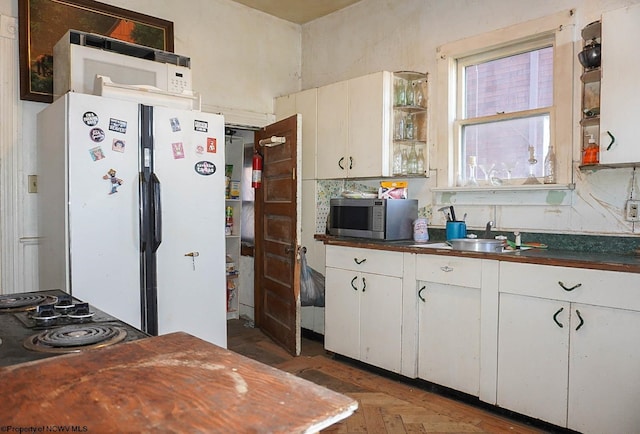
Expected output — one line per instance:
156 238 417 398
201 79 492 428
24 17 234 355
28 175 37 193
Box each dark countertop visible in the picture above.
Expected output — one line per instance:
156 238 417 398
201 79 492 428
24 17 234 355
316 235 640 274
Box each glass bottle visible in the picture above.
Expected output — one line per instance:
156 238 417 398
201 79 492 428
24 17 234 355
395 78 406 106
392 145 403 175
543 145 557 184
414 79 424 107
408 145 418 174
401 148 409 175
417 147 425 175
396 113 405 140
406 81 415 106
466 155 479 186
405 114 414 140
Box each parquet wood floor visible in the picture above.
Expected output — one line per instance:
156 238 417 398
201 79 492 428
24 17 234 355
227 319 550 434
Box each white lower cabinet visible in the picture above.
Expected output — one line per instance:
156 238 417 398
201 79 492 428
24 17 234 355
567 303 640 434
324 245 403 373
497 294 569 426
418 282 480 395
415 255 484 396
498 262 640 434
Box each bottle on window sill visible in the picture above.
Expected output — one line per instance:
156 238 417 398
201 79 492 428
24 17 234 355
543 144 557 184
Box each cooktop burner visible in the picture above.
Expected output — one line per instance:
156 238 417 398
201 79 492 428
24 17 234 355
0 289 149 367
0 294 58 312
23 324 127 353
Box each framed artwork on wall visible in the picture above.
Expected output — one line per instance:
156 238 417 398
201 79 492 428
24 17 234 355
18 0 174 103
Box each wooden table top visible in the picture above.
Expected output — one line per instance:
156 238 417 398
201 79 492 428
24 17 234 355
0 332 357 433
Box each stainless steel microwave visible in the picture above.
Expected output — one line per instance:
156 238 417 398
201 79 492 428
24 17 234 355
328 198 418 240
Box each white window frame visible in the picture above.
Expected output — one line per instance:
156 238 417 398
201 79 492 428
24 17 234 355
435 10 575 189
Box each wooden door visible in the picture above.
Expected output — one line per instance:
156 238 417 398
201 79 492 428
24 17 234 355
254 115 301 356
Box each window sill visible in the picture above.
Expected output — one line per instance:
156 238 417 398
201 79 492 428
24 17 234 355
432 183 574 206
433 183 574 193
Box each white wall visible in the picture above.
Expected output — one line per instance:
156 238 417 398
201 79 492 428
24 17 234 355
0 0 301 293
300 0 640 236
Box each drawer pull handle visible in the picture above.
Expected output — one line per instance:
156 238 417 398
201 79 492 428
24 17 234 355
362 277 366 293
558 281 582 291
338 157 345 170
349 156 353 169
553 307 564 328
440 265 453 272
418 285 426 302
575 309 585 331
351 276 358 291
354 258 366 264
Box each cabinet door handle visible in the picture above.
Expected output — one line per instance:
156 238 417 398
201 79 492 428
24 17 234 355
418 285 426 302
354 257 366 264
440 265 453 272
553 307 564 328
558 281 582 292
349 156 353 169
361 277 366 292
350 276 358 291
575 309 585 331
338 157 345 170
606 131 616 151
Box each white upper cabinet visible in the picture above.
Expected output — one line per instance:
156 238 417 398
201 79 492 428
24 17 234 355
317 80 349 179
275 88 318 180
599 3 640 165
317 72 393 179
347 72 392 178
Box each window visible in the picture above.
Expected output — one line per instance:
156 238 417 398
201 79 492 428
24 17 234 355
436 11 574 188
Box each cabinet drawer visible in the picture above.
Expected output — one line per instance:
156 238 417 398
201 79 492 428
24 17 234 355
325 245 403 277
499 262 640 311
415 255 482 288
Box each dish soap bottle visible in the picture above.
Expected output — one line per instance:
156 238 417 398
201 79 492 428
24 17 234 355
543 144 556 184
582 134 599 165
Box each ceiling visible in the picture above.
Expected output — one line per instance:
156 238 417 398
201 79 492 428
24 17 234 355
230 0 362 24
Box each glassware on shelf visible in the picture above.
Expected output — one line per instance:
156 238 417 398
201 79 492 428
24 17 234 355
395 78 406 106
406 81 415 106
416 147 425 175
405 114 414 140
407 145 418 174
392 145 403 175
401 148 409 175
414 79 425 107
523 145 541 185
395 112 405 140
466 155 479 186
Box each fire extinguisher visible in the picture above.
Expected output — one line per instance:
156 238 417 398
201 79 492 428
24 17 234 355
252 150 263 188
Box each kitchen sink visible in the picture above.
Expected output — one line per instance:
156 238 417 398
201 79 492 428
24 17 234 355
410 242 452 249
410 240 528 253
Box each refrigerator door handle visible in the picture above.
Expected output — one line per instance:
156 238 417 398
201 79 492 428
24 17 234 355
139 172 147 251
151 173 162 252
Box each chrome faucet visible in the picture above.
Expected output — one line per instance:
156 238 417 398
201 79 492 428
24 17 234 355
483 221 494 238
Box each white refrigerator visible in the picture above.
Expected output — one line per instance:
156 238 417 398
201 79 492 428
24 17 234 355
37 92 227 348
